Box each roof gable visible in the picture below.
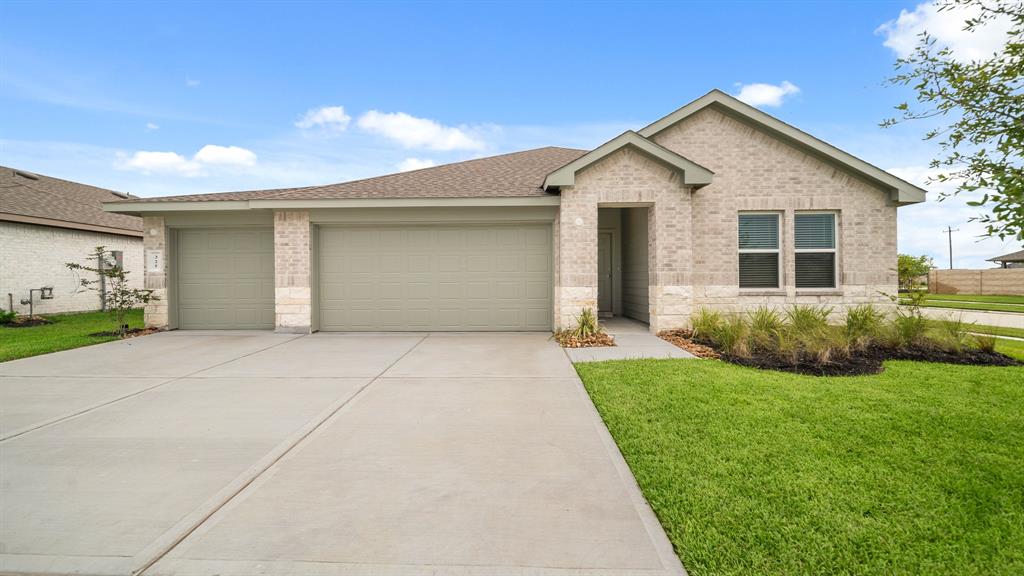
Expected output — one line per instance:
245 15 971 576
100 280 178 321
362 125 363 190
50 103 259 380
637 90 927 205
542 131 713 190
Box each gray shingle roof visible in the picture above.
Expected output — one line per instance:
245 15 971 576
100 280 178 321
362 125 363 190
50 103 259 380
0 166 142 234
121 147 587 203
988 249 1024 263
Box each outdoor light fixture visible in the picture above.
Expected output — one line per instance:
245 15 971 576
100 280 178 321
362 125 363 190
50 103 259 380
40 286 54 300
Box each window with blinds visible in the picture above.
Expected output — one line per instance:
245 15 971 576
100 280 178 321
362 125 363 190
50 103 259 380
738 213 780 289
795 212 837 289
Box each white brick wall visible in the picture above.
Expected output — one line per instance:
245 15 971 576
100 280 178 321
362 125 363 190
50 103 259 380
274 210 312 333
0 221 143 315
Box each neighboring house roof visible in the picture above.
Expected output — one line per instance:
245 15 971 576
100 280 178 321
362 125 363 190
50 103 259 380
0 166 143 237
988 249 1024 263
542 131 713 190
637 89 927 205
121 147 587 205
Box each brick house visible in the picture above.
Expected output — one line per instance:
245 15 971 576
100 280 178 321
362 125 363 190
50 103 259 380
106 90 926 333
1 166 143 315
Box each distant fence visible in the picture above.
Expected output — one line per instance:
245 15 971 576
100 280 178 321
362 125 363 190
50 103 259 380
928 268 1024 296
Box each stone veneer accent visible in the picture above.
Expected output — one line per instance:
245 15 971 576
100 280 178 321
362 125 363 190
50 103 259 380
555 107 899 332
274 210 312 333
142 216 168 328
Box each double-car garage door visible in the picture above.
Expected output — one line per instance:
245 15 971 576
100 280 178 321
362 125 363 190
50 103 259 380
174 223 552 331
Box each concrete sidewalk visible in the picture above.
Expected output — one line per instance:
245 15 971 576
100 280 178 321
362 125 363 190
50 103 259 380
0 331 685 576
919 307 1024 329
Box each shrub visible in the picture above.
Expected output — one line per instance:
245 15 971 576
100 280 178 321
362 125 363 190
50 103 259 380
748 306 784 352
0 309 15 325
715 315 751 358
933 317 973 353
846 304 884 350
973 333 998 353
691 308 724 342
786 305 832 333
888 312 929 348
570 307 603 340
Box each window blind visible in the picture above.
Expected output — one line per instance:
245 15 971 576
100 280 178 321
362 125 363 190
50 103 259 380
795 213 835 249
738 214 779 249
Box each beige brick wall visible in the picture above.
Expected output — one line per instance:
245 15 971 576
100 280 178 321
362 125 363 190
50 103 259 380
0 221 143 316
142 216 168 328
555 147 694 330
274 210 312 332
554 108 900 331
652 107 898 321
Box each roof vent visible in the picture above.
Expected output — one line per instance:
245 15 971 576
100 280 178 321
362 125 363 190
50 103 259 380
13 169 40 180
110 190 132 199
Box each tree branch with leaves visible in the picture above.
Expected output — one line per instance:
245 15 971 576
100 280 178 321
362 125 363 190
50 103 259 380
883 0 1024 240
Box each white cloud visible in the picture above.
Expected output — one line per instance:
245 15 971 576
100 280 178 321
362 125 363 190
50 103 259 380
357 110 486 151
193 144 257 166
117 144 257 177
185 78 201 87
145 122 159 132
295 105 352 132
118 151 202 177
397 158 436 172
876 2 1014 60
734 81 800 107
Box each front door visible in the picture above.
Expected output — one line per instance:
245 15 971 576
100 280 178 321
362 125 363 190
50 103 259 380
598 232 612 316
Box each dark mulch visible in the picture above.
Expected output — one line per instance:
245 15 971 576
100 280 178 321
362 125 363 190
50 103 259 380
659 330 1020 376
553 331 616 348
3 316 53 328
87 327 159 338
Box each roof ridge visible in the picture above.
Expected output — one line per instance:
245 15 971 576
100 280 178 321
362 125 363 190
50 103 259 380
272 146 589 199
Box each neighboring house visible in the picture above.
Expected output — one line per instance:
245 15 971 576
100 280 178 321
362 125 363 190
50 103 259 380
987 249 1024 269
1 166 143 315
106 90 926 333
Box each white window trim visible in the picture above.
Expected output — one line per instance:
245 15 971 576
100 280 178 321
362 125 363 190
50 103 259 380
794 210 839 290
738 211 783 290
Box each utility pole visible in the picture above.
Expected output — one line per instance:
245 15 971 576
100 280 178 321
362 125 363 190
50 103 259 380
943 226 959 269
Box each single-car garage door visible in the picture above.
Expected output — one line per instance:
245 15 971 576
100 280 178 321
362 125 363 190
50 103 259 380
176 228 275 329
319 224 551 331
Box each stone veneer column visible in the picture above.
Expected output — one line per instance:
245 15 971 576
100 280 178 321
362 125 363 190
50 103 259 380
554 186 599 329
274 211 312 333
142 216 169 329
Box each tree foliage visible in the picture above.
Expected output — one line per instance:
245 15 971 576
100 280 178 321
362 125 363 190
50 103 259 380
66 246 157 336
883 0 1024 240
897 253 935 291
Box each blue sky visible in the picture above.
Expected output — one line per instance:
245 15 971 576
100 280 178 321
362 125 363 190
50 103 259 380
1 1 1018 267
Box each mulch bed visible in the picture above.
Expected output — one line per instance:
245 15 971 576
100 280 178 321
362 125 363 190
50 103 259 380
658 330 720 359
553 331 616 348
659 329 1020 376
87 327 160 338
2 316 53 328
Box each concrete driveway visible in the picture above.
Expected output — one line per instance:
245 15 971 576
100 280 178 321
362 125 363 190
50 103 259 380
0 331 683 576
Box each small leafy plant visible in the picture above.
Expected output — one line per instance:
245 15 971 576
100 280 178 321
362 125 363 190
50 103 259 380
0 309 16 325
66 246 157 337
571 307 603 340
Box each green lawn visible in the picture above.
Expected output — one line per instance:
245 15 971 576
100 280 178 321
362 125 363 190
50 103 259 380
996 338 1024 360
901 293 1024 314
917 294 1024 305
0 309 144 362
578 359 1024 576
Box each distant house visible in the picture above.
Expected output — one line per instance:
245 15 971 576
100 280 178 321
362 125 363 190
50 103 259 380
1 166 143 315
988 249 1024 269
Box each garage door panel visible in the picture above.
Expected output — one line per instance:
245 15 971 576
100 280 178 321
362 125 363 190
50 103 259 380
176 228 274 330
319 224 551 331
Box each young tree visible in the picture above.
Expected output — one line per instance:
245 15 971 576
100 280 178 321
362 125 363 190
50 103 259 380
66 246 157 337
882 0 1024 240
897 253 935 291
